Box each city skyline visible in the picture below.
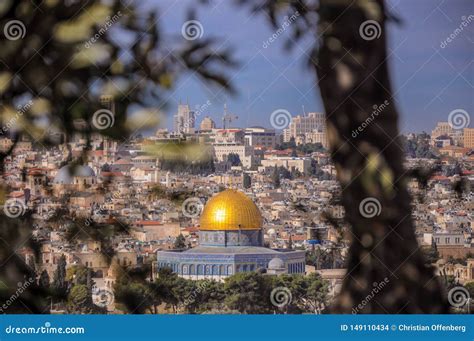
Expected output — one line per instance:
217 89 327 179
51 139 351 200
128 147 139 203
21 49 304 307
159 100 471 134
149 0 473 133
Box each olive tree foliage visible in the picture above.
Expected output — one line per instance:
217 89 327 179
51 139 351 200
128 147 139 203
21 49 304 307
0 0 235 151
235 0 448 313
0 0 235 313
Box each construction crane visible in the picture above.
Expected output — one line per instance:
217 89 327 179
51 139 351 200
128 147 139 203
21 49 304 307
222 103 238 130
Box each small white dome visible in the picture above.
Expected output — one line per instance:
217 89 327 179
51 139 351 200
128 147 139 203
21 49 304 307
268 257 285 270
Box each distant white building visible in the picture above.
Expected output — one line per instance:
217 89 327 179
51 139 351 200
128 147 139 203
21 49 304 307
430 121 463 146
212 129 255 168
199 116 216 131
213 144 255 168
173 103 195 134
260 156 312 174
283 112 328 147
244 127 276 148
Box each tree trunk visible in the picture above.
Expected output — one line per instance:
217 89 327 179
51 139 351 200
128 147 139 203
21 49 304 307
315 0 449 313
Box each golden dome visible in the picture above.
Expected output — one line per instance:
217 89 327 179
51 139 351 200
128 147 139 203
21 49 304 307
199 189 262 231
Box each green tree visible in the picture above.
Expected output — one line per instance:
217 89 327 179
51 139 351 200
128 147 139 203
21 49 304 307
114 273 152 314
173 234 187 250
243 173 252 189
423 242 440 265
67 284 105 314
112 264 159 314
186 280 225 314
151 267 180 313
52 255 68 299
67 285 89 313
226 153 241 166
270 273 328 314
224 272 273 314
39 270 50 290
272 166 280 189
302 273 330 313
66 265 88 285
276 137 296 150
464 282 474 299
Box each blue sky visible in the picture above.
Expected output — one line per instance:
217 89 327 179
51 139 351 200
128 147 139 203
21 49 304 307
144 0 473 133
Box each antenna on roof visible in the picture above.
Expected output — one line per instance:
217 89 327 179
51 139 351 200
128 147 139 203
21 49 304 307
222 103 238 130
302 105 306 116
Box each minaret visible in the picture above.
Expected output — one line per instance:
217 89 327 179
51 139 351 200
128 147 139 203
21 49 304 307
99 95 115 163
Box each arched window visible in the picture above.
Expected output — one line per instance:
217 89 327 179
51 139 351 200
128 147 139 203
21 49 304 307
243 264 248 272
197 264 203 275
219 265 225 276
189 264 195 275
227 265 233 275
212 265 218 275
